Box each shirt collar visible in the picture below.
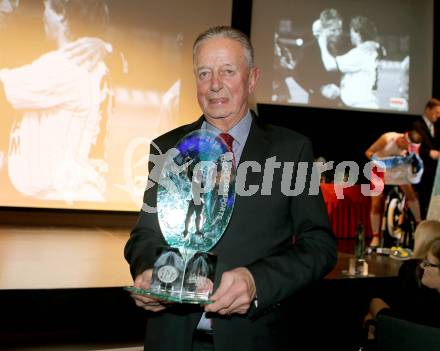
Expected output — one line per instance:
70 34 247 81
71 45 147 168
422 114 435 136
201 110 252 147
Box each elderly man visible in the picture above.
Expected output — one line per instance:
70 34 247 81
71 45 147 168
125 26 336 351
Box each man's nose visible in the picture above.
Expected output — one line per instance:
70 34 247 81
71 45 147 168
209 73 223 92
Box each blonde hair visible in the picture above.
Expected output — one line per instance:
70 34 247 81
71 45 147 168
413 220 440 258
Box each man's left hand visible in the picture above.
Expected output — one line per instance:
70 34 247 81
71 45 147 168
62 37 112 71
429 149 440 160
204 267 256 315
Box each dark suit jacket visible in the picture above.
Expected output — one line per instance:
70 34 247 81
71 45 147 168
412 117 440 216
124 113 337 351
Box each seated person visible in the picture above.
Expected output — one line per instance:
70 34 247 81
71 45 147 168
364 231 440 347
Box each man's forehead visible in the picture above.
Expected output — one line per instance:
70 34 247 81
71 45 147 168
198 36 243 52
196 62 235 71
194 40 245 66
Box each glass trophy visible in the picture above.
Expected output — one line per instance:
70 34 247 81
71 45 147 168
126 130 236 304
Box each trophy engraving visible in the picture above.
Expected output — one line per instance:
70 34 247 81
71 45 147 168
126 130 235 303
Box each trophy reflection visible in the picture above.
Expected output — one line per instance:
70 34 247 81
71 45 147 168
183 158 205 239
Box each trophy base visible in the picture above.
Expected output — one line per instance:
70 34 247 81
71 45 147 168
127 246 217 304
124 286 212 304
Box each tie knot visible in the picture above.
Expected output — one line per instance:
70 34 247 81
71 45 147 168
219 133 234 151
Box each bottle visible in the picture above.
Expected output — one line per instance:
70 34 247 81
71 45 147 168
355 224 365 259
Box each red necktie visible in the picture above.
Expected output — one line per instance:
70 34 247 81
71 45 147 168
219 133 236 167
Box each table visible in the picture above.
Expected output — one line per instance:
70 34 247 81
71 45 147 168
326 252 402 279
320 183 372 238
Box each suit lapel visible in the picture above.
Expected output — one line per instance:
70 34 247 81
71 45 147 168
434 122 440 147
239 117 271 168
234 116 272 208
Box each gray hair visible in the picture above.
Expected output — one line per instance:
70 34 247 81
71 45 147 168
193 26 254 68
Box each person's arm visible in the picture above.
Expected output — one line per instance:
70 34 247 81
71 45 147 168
337 41 381 75
248 138 336 319
412 120 439 161
206 138 337 319
318 34 338 71
62 35 128 75
369 297 391 319
363 297 391 338
0 53 82 110
429 149 440 160
61 37 113 71
365 134 387 159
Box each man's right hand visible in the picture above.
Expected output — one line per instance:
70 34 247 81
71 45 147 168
130 269 170 312
62 37 112 72
429 149 440 160
321 84 340 100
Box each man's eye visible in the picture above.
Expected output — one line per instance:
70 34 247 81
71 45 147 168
199 71 210 79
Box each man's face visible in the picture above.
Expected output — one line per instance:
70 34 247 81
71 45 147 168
396 136 409 150
322 20 342 44
425 105 440 123
194 37 259 130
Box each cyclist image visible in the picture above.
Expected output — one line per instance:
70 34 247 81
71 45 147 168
366 130 423 248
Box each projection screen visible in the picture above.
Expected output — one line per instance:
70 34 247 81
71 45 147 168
251 0 433 114
0 0 232 211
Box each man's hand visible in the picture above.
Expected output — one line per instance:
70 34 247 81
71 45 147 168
321 84 340 100
368 297 390 319
204 267 256 315
429 149 440 160
363 312 376 340
130 269 170 312
62 37 112 71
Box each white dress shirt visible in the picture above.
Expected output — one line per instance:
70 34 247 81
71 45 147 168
423 114 435 137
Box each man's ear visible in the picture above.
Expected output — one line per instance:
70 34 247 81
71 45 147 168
248 66 260 94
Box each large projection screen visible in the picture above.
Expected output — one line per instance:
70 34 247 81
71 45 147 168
251 0 433 114
0 0 232 212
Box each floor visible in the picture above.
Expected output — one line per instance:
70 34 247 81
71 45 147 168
0 223 144 350
5 343 143 351
0 224 393 351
